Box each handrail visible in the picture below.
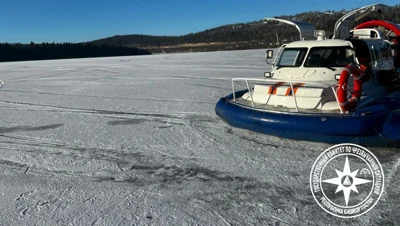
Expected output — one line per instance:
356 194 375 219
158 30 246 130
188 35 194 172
230 78 344 114
232 78 332 88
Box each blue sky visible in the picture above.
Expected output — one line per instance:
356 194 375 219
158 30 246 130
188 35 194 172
0 0 398 43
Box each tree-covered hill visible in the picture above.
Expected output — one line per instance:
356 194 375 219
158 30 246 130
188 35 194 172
89 4 400 53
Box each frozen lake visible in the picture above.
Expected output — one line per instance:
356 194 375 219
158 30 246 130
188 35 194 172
0 49 398 225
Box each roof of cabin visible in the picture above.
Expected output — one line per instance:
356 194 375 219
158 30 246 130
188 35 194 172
284 39 353 48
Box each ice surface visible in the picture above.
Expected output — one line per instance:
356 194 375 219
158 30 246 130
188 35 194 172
0 49 398 225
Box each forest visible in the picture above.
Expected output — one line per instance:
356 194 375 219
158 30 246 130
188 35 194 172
0 43 151 63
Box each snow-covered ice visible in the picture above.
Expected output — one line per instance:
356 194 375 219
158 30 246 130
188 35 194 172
0 49 398 225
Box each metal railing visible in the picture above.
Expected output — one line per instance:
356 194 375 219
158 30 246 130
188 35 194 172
231 78 344 114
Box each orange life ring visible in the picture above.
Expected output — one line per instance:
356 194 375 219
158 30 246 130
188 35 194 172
337 63 366 112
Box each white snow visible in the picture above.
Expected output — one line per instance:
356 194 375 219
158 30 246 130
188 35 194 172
0 49 398 225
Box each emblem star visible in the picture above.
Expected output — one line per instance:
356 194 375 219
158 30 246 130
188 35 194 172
322 156 372 206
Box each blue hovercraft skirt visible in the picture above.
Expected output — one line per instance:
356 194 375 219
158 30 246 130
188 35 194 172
215 90 400 148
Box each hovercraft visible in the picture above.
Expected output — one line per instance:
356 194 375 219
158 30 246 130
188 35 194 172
215 4 400 147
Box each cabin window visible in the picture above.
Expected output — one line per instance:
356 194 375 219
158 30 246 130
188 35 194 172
276 48 307 67
304 46 354 67
370 47 376 62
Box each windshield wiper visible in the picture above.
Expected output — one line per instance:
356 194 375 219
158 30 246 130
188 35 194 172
325 66 336 71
